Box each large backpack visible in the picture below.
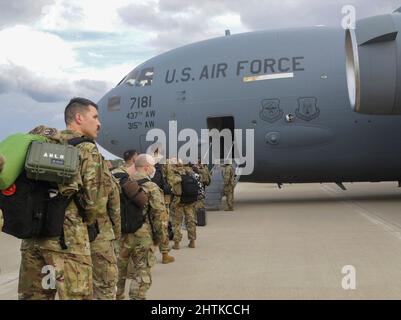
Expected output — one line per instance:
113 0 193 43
151 163 172 195
1 172 72 239
113 172 149 234
0 137 97 242
180 173 202 204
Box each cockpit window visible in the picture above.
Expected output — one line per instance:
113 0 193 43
122 67 154 87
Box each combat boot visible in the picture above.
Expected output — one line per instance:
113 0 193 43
173 241 180 250
188 240 195 248
162 253 175 264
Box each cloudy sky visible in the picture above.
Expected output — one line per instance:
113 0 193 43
0 0 399 158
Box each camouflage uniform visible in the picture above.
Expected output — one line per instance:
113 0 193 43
193 164 211 214
169 165 197 245
223 164 235 211
158 163 171 254
116 171 165 300
90 159 121 300
164 160 176 240
110 165 130 257
18 127 105 300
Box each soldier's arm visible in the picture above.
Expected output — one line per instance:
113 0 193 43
108 177 121 240
166 168 178 186
77 143 104 224
168 172 182 189
148 184 167 244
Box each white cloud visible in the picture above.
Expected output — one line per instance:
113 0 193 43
0 25 77 78
0 0 55 29
0 64 112 103
39 0 132 32
88 52 104 58
212 13 243 30
70 63 138 85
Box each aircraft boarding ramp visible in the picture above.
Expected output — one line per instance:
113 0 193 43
205 163 240 211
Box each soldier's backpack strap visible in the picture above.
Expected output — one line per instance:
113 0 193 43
113 172 130 186
59 137 98 249
137 178 150 185
66 136 96 224
136 177 157 241
67 137 95 222
67 137 95 146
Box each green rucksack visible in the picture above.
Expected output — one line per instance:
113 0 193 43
0 136 99 243
0 133 48 190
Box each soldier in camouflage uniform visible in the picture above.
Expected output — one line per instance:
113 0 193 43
0 154 4 231
193 160 211 217
111 149 137 179
153 154 174 264
168 160 197 249
90 158 121 300
110 151 137 258
116 154 166 300
223 163 235 211
18 98 105 300
111 163 130 299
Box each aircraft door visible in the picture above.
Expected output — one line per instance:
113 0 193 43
206 116 235 163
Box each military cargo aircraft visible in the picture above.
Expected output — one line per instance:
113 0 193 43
97 8 401 185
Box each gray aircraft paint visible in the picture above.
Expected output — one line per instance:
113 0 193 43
97 10 401 184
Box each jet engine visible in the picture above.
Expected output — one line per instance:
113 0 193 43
346 9 401 114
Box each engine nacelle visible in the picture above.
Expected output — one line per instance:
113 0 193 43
346 10 401 114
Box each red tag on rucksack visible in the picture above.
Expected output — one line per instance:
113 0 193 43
1 183 16 196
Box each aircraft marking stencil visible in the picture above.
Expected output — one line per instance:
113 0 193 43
259 99 283 123
296 97 320 121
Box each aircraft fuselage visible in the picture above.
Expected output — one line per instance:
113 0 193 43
97 26 401 183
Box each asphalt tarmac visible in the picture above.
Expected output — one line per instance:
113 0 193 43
2 182 401 299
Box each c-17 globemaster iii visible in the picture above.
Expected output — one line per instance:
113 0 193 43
97 7 401 186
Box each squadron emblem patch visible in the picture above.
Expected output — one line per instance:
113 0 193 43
259 99 283 123
296 97 319 121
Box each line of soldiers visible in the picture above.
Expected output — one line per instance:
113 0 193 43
0 97 234 300
109 150 212 299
